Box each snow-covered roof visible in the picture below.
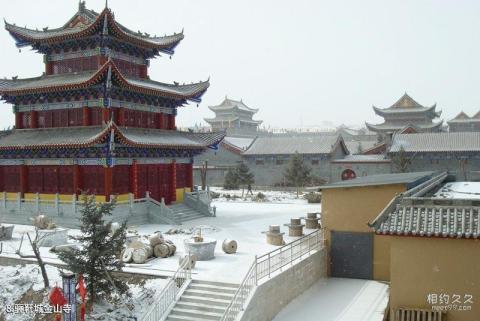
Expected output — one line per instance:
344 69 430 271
223 136 255 150
243 135 347 156
331 155 390 163
434 182 480 200
390 132 480 153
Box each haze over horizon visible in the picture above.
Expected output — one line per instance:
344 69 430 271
1 0 480 131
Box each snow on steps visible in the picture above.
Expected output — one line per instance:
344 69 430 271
169 204 207 223
166 280 239 321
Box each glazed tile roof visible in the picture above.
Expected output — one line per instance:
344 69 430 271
0 61 209 101
369 172 480 239
223 136 255 150
209 98 258 113
243 135 346 155
389 132 480 153
0 124 225 150
448 111 480 123
375 203 480 238
344 140 378 154
4 4 184 51
365 121 443 132
0 126 107 149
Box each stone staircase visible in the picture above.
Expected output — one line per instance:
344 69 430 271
169 203 207 222
166 280 238 321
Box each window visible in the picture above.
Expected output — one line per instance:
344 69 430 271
256 159 264 165
276 159 284 165
311 159 320 165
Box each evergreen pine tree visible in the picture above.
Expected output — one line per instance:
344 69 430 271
236 163 254 197
223 167 239 190
283 152 311 197
57 195 129 308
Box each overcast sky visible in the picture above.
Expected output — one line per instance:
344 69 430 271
1 0 480 130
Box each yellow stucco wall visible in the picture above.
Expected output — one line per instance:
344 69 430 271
390 236 480 321
322 183 406 281
175 187 191 203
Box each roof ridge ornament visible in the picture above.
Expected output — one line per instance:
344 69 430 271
102 13 108 35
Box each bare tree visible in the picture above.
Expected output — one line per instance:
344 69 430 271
16 229 50 288
392 146 413 173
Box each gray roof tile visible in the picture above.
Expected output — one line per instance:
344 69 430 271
390 132 480 153
243 135 344 155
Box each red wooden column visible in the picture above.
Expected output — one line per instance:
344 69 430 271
82 107 90 126
73 164 80 195
102 108 110 124
45 60 53 75
167 114 176 130
118 108 126 126
130 160 138 199
104 166 112 202
30 111 38 129
15 112 23 129
140 65 148 79
19 165 28 198
186 162 193 190
170 160 177 203
158 113 165 129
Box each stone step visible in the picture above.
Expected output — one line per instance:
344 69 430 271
188 283 237 294
192 280 239 288
176 301 226 314
180 295 231 307
170 307 222 320
166 314 217 321
183 289 234 301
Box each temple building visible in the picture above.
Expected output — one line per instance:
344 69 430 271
204 97 262 136
365 93 443 137
0 2 223 205
447 111 480 132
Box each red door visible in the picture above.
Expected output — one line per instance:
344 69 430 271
158 164 171 204
147 165 159 201
137 165 148 198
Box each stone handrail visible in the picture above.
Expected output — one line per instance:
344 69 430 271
139 258 192 321
183 191 213 217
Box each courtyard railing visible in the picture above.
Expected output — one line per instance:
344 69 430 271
183 190 213 217
139 258 192 321
220 229 324 321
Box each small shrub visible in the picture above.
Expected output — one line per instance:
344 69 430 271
253 192 268 202
304 192 322 203
210 191 220 199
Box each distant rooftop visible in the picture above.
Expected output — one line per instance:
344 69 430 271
390 132 480 153
243 135 347 156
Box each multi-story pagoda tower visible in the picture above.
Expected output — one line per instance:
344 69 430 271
0 2 224 204
365 93 443 137
204 97 262 136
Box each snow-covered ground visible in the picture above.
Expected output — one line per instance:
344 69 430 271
210 186 312 204
273 278 389 321
133 197 321 282
434 182 480 199
0 190 320 284
0 264 167 321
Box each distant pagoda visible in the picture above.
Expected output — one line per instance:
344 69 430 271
0 2 224 204
204 97 262 135
447 111 480 132
365 93 443 136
